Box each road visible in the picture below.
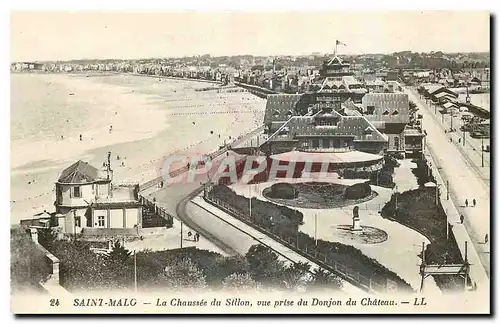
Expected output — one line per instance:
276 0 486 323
406 87 490 278
421 98 490 184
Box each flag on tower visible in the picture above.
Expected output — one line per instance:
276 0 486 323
336 40 347 46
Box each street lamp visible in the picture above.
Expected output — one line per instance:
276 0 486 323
481 137 484 168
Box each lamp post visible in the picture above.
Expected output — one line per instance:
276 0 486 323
180 221 183 248
394 185 399 210
481 137 484 168
450 113 454 132
314 213 318 246
134 250 138 293
463 126 466 146
249 185 252 221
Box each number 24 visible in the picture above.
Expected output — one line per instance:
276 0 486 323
50 299 60 307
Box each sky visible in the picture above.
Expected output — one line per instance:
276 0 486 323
10 11 490 62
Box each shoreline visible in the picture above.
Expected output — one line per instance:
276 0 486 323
10 73 266 225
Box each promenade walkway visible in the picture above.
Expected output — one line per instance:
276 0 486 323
406 88 490 283
414 88 490 183
190 195 365 295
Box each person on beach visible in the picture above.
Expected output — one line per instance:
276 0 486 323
79 134 83 141
485 234 489 244
465 199 469 207
473 199 476 207
61 135 64 140
460 215 464 224
109 125 113 133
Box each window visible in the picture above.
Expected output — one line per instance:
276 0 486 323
75 216 81 227
367 105 375 115
394 137 400 150
392 110 399 115
382 110 390 115
73 186 81 198
97 216 105 227
312 139 320 148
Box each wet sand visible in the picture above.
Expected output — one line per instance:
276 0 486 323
10 73 266 224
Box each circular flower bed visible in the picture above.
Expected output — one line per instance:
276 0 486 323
262 182 378 209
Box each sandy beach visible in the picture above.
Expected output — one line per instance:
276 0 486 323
10 73 266 224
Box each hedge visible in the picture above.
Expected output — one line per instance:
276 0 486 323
209 185 414 292
210 185 303 237
344 182 372 200
267 183 298 199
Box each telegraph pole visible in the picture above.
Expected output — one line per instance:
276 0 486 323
134 250 138 293
314 213 318 246
463 127 466 146
249 184 253 221
180 222 183 248
481 137 484 167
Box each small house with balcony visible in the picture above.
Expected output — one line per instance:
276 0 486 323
54 158 143 235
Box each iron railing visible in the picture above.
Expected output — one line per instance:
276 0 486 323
205 195 399 293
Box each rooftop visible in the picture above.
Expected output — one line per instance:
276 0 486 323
270 150 384 164
57 160 103 184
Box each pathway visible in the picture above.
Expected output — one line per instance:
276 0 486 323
406 88 490 282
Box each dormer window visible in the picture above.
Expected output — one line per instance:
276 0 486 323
273 110 280 117
363 127 373 135
383 110 390 115
392 110 399 115
367 105 375 115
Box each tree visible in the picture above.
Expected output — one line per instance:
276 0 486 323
105 241 134 289
49 213 58 228
222 273 259 292
159 257 207 291
307 268 343 291
37 228 57 250
245 244 285 287
50 240 121 291
280 261 311 291
106 240 132 264
11 228 52 293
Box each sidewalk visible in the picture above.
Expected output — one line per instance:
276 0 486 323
191 195 365 295
425 143 489 294
417 90 490 183
407 88 490 285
